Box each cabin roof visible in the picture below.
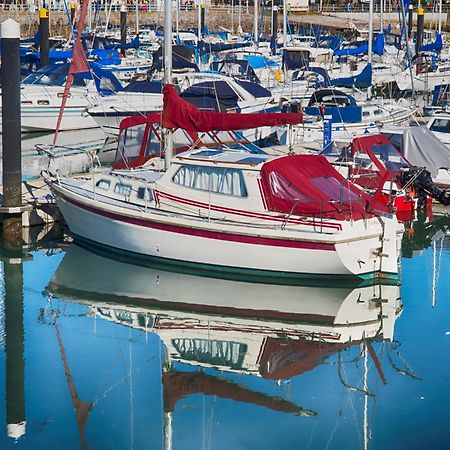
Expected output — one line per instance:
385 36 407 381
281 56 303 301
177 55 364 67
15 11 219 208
175 148 273 168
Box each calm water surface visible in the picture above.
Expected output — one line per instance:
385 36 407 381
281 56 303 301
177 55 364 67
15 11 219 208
0 134 449 449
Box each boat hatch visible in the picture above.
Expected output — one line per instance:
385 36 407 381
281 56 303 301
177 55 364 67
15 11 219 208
191 149 223 158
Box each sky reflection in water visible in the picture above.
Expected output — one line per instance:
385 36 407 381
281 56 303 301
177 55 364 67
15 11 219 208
0 211 449 450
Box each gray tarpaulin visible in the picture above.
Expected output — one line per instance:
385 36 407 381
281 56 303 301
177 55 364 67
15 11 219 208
403 126 450 177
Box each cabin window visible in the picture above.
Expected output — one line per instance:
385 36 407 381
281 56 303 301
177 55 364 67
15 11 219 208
137 187 153 201
429 119 450 133
114 182 132 197
310 176 360 201
172 165 248 197
95 179 111 190
116 124 146 165
362 111 370 117
269 172 306 200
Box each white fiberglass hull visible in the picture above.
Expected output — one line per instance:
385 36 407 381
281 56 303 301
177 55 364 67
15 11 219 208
16 106 99 132
0 85 99 132
52 183 401 282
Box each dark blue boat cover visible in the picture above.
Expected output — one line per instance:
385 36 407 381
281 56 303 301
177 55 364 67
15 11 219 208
420 32 443 53
330 64 372 89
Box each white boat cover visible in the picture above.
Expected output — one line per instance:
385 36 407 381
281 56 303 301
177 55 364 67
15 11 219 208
403 126 450 177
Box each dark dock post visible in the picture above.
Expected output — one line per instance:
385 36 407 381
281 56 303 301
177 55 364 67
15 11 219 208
39 7 49 68
4 256 26 441
416 7 424 54
200 3 205 37
120 4 127 54
271 6 278 55
407 4 413 41
70 2 76 26
1 19 23 245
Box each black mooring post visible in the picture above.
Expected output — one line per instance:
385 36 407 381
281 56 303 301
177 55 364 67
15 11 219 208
407 4 413 41
39 7 49 68
4 258 26 442
70 2 76 27
1 19 22 243
120 4 127 54
416 7 424 54
271 5 278 55
200 3 205 36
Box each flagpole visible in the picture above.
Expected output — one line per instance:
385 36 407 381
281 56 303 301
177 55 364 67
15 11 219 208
53 0 91 146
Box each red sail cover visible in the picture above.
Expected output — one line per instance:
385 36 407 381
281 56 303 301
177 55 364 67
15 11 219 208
162 84 303 132
260 155 389 220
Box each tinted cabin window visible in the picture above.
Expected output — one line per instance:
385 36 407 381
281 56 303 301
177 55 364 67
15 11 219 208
137 187 153 201
172 165 248 197
114 183 132 197
96 179 111 190
430 119 450 133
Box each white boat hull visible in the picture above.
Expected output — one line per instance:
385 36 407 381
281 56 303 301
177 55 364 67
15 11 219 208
52 184 400 282
17 106 98 132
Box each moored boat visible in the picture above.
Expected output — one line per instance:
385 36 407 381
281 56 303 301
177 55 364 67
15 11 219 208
46 85 402 282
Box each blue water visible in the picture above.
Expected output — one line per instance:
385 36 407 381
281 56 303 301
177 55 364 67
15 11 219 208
0 213 449 450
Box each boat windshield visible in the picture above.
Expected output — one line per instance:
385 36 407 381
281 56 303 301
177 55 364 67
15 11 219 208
429 118 450 134
22 67 88 87
354 143 408 172
371 143 409 171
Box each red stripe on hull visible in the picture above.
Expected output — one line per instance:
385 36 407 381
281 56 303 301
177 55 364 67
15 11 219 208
60 191 336 251
155 190 343 231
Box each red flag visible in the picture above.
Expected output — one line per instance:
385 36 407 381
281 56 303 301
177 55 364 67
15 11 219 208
53 0 91 146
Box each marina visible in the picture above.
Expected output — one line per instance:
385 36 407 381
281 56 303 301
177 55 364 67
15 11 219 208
0 0 450 448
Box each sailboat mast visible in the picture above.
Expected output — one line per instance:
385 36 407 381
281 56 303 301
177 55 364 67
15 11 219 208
380 0 384 35
135 0 139 36
254 0 258 48
363 342 369 450
198 0 202 42
367 0 374 99
164 0 173 169
283 0 287 48
176 0 179 39
439 0 442 33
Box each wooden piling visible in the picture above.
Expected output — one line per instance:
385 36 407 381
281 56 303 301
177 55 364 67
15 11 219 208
39 8 49 68
120 4 127 53
1 19 23 245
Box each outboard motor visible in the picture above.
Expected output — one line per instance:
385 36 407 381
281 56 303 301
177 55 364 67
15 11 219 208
400 167 450 207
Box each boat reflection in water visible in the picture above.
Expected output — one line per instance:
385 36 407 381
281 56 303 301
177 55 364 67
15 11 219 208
46 244 403 447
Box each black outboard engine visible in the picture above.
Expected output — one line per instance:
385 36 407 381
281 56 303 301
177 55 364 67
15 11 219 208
400 167 450 207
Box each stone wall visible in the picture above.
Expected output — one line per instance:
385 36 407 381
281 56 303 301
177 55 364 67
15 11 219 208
0 9 259 38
